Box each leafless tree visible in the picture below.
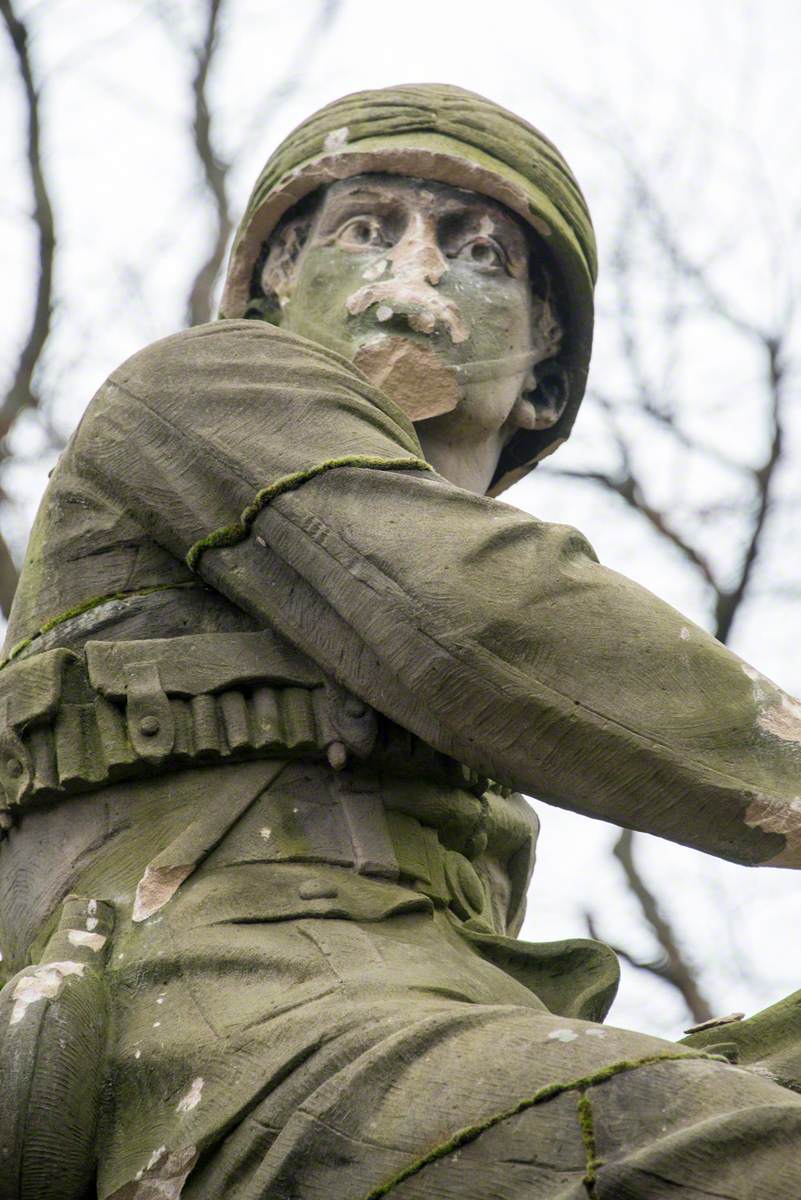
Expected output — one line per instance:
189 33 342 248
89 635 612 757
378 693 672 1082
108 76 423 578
558 118 798 1024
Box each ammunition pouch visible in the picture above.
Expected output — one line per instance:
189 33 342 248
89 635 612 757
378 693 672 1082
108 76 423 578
0 630 386 828
0 630 491 838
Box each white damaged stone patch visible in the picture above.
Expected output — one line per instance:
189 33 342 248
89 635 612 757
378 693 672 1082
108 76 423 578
742 663 768 704
120 1145 198 1199
547 1028 578 1043
679 626 690 641
10 961 85 1025
758 693 801 746
67 929 107 952
323 125 349 152
584 1028 607 1038
362 257 388 282
176 1077 204 1114
133 863 194 922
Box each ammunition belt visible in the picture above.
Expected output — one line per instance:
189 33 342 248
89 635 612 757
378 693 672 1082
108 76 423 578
0 630 486 833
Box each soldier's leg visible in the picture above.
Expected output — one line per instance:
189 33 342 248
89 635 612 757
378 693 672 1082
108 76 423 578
201 935 801 1200
115 872 799 1200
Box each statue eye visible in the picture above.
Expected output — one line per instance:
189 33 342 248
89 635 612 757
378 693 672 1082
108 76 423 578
337 217 388 249
453 236 505 270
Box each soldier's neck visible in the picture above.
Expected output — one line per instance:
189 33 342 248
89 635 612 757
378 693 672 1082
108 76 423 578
415 426 504 495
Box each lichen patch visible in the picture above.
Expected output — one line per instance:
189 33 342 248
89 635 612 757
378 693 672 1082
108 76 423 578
9 961 85 1025
547 1027 578 1043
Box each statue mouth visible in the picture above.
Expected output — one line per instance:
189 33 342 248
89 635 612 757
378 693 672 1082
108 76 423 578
345 280 470 344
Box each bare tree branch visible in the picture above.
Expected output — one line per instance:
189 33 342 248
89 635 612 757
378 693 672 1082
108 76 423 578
186 0 231 327
714 335 785 643
0 0 57 613
588 830 714 1024
183 0 345 326
0 0 55 437
547 464 719 590
568 95 797 1024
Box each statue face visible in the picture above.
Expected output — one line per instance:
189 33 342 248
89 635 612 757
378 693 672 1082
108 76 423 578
268 174 564 492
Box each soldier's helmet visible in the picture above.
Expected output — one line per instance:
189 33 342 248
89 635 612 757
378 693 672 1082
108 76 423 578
221 84 596 495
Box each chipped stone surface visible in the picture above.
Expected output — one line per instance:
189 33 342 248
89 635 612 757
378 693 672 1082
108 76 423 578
9 960 85 1025
176 1077 204 1113
133 863 194 922
345 207 470 344
758 693 801 747
323 125 349 151
113 1145 198 1200
684 1011 744 1035
361 257 388 282
67 928 107 951
354 336 461 421
746 790 801 866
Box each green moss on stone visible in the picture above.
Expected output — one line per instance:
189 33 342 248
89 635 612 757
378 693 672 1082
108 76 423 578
185 455 431 572
362 1049 727 1199
0 581 203 669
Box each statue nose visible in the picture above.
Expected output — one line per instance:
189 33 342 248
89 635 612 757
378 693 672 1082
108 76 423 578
388 215 447 287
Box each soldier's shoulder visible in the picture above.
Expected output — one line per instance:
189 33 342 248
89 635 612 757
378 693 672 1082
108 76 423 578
103 320 356 403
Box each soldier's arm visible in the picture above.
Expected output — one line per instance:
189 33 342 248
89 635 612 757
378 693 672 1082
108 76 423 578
73 320 801 868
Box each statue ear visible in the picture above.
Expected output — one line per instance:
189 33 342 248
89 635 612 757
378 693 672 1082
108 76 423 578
245 214 314 326
511 359 570 431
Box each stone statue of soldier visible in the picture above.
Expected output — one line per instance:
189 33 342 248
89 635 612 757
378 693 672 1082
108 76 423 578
2 84 801 1199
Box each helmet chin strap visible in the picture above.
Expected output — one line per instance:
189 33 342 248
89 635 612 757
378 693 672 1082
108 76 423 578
445 349 542 384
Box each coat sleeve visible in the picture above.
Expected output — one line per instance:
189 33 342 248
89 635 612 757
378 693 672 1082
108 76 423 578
72 319 801 868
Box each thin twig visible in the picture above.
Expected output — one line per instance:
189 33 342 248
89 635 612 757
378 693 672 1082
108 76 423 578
186 0 230 327
546 465 719 590
184 0 345 325
0 0 57 613
0 0 55 436
714 335 785 643
589 830 714 1024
